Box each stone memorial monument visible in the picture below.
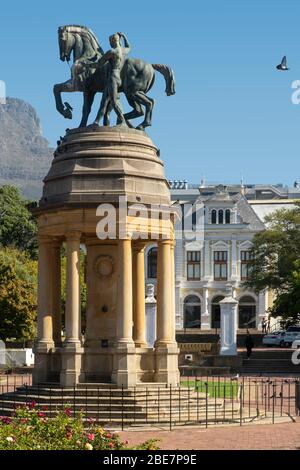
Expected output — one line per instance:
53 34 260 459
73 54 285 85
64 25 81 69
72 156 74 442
32 25 179 387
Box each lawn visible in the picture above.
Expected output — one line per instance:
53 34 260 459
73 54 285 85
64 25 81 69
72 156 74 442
181 379 240 399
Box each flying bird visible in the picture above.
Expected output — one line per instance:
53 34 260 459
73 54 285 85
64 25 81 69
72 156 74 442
276 56 289 71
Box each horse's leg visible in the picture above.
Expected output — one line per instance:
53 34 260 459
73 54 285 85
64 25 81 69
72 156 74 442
53 79 76 119
121 94 144 123
132 91 155 130
79 91 96 127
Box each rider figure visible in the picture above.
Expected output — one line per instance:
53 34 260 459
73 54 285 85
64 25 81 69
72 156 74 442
93 32 130 126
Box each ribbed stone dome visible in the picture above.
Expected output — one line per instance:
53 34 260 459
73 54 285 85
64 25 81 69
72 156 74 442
40 125 171 209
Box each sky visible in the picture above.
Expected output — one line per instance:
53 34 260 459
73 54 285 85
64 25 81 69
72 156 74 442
0 0 300 186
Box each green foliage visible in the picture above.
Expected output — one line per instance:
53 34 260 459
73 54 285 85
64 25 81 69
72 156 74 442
0 185 37 259
0 405 160 450
245 204 300 324
0 247 37 340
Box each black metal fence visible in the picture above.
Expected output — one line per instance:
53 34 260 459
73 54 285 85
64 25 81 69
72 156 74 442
0 374 299 430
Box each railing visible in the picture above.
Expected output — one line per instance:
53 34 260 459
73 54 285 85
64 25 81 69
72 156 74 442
0 374 299 431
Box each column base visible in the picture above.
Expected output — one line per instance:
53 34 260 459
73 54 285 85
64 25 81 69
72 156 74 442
220 345 237 356
111 344 137 387
32 341 55 385
154 343 180 386
60 344 85 387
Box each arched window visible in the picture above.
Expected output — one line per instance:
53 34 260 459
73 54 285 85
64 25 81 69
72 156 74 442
211 209 217 224
147 247 157 278
211 295 224 329
184 295 201 328
225 209 231 224
218 209 224 224
239 296 256 329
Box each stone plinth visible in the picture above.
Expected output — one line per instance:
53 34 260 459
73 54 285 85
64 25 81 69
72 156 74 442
32 125 179 387
219 288 238 356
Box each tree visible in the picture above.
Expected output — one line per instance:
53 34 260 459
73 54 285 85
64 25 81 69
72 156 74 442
0 185 37 258
0 247 37 340
245 205 300 324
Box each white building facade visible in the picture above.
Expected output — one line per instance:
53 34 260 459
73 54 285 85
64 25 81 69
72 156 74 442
144 183 299 332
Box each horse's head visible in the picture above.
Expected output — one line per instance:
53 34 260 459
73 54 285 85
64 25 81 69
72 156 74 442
58 25 103 63
58 26 76 62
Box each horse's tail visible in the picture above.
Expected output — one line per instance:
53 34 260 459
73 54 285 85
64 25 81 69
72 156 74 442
152 64 176 96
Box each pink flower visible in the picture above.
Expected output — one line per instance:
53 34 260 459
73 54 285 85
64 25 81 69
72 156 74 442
37 411 45 418
64 408 72 417
1 417 12 424
87 433 95 442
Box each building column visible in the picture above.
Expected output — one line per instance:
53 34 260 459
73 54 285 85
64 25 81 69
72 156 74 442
65 231 81 345
231 238 238 280
155 239 179 386
201 287 210 330
170 240 176 342
37 236 54 349
33 236 54 384
156 240 173 345
60 231 84 387
112 238 136 387
133 242 147 347
51 240 62 346
204 239 211 279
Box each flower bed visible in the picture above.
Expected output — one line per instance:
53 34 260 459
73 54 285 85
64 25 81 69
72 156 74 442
0 404 159 450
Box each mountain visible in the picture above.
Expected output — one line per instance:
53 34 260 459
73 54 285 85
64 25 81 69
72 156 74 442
0 97 53 200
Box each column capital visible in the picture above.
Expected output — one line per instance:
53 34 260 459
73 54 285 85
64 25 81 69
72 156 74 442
132 241 146 253
38 234 53 245
65 230 81 241
158 239 173 247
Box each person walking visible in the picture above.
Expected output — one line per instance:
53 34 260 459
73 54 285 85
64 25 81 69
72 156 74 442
245 330 254 359
261 317 267 334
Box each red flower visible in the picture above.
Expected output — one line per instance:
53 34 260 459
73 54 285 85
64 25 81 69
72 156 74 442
37 411 45 418
1 417 12 424
64 408 72 417
29 401 36 409
105 433 111 439
87 433 95 442
109 442 114 448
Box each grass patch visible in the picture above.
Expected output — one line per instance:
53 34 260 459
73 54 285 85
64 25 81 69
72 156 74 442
181 380 239 399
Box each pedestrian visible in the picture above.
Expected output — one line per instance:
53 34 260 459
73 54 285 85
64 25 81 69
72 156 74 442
261 317 267 334
245 330 254 359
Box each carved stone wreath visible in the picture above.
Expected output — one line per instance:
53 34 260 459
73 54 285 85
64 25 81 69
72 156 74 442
93 255 115 279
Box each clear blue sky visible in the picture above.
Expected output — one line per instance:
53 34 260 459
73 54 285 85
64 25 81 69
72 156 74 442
1 0 299 186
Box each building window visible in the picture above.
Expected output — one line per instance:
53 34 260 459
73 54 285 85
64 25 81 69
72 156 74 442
214 251 228 280
184 295 201 328
147 247 157 278
225 209 231 224
211 209 217 224
238 296 256 328
187 251 201 280
218 209 224 224
211 296 224 329
240 250 253 280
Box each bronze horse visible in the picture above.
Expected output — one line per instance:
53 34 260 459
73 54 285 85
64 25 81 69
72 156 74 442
53 25 175 129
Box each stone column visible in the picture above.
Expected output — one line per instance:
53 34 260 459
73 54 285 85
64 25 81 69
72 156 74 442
116 239 134 346
60 231 84 386
37 236 54 349
204 239 211 279
64 231 81 345
155 239 179 386
51 240 62 346
156 240 172 345
170 240 176 342
219 285 238 356
133 243 147 347
33 236 54 384
112 238 136 387
201 287 210 330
